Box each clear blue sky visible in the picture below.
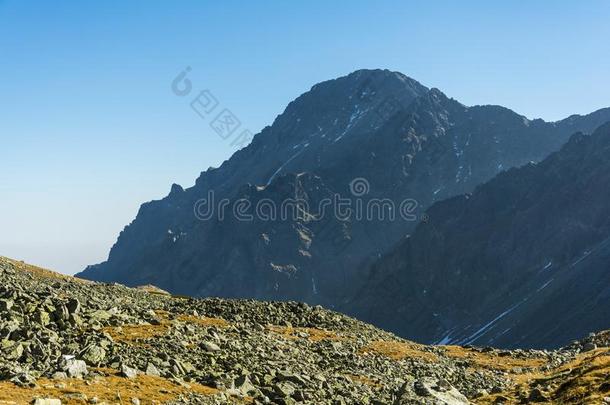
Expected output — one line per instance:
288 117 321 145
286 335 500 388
1 1 609 274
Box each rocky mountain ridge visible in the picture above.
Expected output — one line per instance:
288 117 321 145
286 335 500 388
77 69 610 318
350 122 610 349
5 256 610 404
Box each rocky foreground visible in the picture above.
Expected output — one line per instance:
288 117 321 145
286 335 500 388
1 257 610 404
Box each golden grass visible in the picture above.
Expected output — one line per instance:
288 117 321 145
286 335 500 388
0 368 219 405
267 325 343 342
474 349 610 404
441 345 546 373
359 340 438 362
176 314 230 328
103 311 230 345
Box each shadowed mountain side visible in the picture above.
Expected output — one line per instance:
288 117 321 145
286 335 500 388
349 123 610 349
78 69 610 321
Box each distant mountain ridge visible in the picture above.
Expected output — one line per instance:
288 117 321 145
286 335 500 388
78 70 610 344
350 122 610 348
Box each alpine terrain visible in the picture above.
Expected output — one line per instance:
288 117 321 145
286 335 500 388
5 256 610 404
77 70 610 323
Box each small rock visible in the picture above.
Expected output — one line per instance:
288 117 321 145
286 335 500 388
35 310 51 326
61 357 88 378
54 304 70 321
33 399 62 405
145 362 160 377
82 345 106 365
51 372 68 380
414 380 432 396
121 364 138 379
201 341 221 352
0 299 13 311
528 388 547 402
1 340 24 360
583 342 597 352
473 389 489 398
234 374 256 396
67 298 81 314
274 381 296 398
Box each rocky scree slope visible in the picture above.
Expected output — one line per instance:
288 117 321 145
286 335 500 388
350 122 610 350
77 69 610 311
6 257 610 404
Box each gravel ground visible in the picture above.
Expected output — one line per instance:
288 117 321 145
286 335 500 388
0 257 599 404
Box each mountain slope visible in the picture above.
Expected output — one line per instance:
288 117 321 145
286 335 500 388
350 123 610 349
6 256 610 404
78 69 610 312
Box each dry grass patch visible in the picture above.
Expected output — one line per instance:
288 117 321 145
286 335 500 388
547 352 610 404
177 314 230 328
360 340 438 362
441 345 546 373
267 325 343 342
473 349 610 404
104 312 229 345
0 368 219 405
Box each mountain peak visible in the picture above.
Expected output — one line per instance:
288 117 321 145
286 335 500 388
306 69 428 101
78 70 610 351
345 68 421 83
268 69 429 145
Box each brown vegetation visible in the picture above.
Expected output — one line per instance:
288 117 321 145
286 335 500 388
474 349 610 404
441 345 546 373
0 368 219 405
267 325 343 342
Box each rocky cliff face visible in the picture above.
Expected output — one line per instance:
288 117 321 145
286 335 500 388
78 69 610 314
5 256 610 404
350 123 610 349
